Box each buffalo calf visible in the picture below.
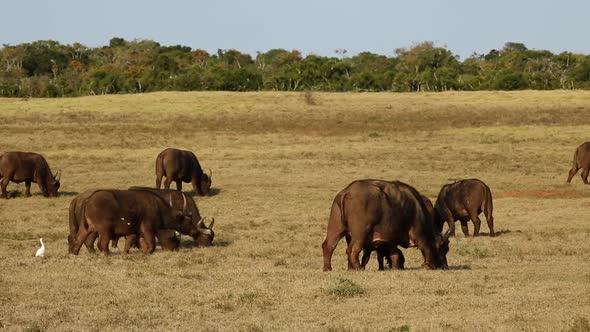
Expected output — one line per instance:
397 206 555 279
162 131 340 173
434 178 494 237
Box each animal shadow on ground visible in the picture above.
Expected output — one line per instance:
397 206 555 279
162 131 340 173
478 229 512 237
402 265 471 271
185 187 222 198
447 265 472 271
4 191 79 198
180 238 231 249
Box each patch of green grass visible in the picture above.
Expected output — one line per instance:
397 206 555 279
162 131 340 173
326 278 365 297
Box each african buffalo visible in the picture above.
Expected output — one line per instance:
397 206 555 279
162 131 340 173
567 142 590 184
155 148 212 195
69 188 215 253
322 179 449 271
434 179 494 237
0 151 60 199
361 194 439 271
68 189 194 255
129 187 214 246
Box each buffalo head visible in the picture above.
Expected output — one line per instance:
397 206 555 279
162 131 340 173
199 169 212 195
46 170 61 197
193 217 215 247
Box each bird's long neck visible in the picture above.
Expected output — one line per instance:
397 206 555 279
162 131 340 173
40 239 44 248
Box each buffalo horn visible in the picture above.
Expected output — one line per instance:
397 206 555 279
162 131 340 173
208 217 215 229
207 169 212 178
196 217 205 228
54 170 61 181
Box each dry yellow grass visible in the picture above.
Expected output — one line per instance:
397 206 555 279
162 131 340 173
1 90 589 331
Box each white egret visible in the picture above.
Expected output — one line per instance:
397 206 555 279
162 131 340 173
35 238 45 257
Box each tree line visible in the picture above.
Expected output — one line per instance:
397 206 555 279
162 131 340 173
1 38 590 97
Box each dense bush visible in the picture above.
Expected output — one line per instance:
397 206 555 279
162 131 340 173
2 38 590 97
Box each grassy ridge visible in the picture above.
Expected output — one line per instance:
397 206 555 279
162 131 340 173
0 91 589 331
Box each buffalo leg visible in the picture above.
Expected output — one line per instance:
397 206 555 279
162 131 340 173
567 165 580 183
345 234 353 270
347 240 364 271
390 248 405 270
1 176 10 199
156 175 163 189
322 232 345 272
176 180 182 192
141 232 156 254
486 214 495 237
163 177 173 190
581 168 590 185
460 220 470 237
84 232 98 253
469 212 482 237
124 235 139 254
447 218 456 237
71 226 91 255
377 249 386 270
378 246 394 270
97 232 111 255
360 247 373 269
24 180 31 197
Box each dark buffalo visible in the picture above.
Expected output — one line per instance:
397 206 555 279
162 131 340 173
69 188 215 253
322 179 449 271
129 187 214 246
155 148 212 195
68 189 194 255
434 179 494 237
0 151 60 199
361 194 438 271
567 142 590 184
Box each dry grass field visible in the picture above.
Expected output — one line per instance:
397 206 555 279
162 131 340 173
1 90 589 331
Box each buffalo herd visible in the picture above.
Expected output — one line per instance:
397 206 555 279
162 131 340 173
1 141 589 271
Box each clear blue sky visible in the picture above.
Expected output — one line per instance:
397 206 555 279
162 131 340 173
2 0 588 59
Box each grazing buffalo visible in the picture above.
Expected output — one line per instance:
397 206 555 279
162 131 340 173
434 179 494 237
567 142 590 184
322 179 449 271
361 194 438 271
68 189 194 255
155 148 212 195
0 152 60 199
69 188 215 253
129 187 214 246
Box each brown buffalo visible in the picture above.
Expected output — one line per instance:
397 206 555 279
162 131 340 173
68 189 194 255
322 179 449 271
0 151 60 199
434 179 494 237
360 194 443 271
129 187 214 247
69 188 215 253
155 148 212 195
567 142 590 184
